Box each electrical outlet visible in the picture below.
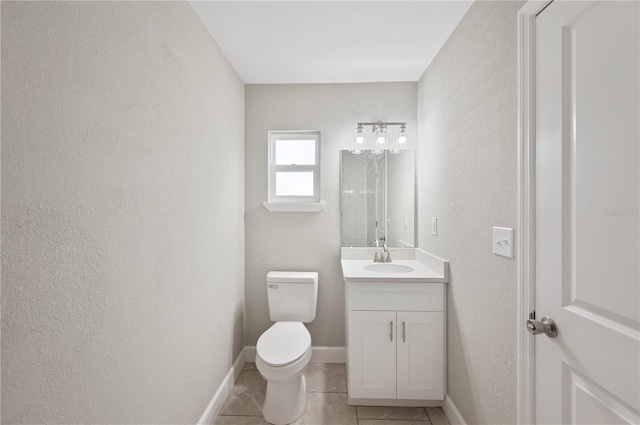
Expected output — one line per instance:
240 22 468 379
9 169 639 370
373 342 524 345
431 217 437 236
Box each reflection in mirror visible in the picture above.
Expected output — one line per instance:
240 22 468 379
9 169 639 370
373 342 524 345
341 150 415 247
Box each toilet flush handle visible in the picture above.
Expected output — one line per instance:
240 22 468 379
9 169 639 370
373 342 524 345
268 284 278 289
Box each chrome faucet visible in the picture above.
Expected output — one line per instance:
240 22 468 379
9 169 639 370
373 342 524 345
382 244 392 263
373 239 382 262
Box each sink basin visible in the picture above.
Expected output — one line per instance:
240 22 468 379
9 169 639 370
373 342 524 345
363 263 415 273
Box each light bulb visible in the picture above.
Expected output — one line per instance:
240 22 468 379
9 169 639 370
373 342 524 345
397 125 407 147
355 125 365 145
374 123 387 146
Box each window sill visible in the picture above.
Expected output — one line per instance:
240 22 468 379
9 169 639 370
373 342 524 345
262 201 326 213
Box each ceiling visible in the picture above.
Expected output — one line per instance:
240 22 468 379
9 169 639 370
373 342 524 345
189 1 473 84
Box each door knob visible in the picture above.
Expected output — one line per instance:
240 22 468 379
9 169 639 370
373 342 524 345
526 316 558 338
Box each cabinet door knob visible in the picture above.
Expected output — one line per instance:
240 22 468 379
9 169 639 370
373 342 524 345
389 321 393 342
402 321 406 342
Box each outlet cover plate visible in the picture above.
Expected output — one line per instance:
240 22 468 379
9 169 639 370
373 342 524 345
492 227 514 258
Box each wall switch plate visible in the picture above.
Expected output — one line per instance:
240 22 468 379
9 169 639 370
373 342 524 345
492 227 514 258
431 217 437 236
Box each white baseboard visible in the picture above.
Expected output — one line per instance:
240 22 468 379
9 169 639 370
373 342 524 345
197 347 246 425
442 394 467 425
243 346 345 364
310 346 346 363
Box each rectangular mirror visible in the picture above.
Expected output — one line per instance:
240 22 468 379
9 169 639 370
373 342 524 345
341 150 415 247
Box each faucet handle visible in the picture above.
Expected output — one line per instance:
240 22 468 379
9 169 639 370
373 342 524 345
373 251 381 262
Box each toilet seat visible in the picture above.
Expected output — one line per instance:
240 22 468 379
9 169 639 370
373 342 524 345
257 321 311 367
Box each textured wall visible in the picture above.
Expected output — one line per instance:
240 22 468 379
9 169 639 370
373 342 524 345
416 2 523 424
245 83 416 346
1 2 245 423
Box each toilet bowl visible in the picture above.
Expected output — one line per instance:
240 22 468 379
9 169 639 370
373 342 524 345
256 271 318 425
256 321 312 425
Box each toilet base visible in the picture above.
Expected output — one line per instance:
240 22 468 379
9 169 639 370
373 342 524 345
262 374 306 425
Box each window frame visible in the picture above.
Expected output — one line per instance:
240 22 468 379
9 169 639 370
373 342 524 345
268 131 321 204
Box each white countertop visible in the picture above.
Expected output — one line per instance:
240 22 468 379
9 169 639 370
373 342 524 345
340 259 448 283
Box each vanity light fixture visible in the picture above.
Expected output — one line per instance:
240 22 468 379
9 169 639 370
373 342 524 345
354 121 408 151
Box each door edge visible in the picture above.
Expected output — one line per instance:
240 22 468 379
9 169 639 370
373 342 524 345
517 2 552 424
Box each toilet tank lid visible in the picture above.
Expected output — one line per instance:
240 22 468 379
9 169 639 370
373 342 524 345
267 271 318 283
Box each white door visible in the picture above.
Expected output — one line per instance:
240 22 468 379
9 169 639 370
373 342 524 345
535 1 639 423
396 311 444 400
348 310 396 399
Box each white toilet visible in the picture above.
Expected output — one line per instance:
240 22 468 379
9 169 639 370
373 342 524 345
256 271 318 425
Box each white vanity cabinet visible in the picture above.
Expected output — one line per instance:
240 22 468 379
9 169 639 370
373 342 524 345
346 281 445 405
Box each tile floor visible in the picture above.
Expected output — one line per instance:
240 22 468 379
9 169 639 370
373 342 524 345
215 363 450 425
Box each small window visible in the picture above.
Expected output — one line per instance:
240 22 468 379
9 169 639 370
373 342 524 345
266 131 322 211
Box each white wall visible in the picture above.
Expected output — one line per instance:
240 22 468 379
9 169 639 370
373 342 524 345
1 2 245 423
245 83 416 346
416 2 523 424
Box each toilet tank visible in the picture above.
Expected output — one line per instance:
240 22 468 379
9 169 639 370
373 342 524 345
267 271 318 322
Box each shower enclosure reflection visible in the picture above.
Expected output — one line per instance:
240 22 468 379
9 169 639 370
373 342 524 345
340 150 415 247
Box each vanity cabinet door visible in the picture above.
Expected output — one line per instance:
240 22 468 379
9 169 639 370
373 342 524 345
348 310 397 399
396 312 444 400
